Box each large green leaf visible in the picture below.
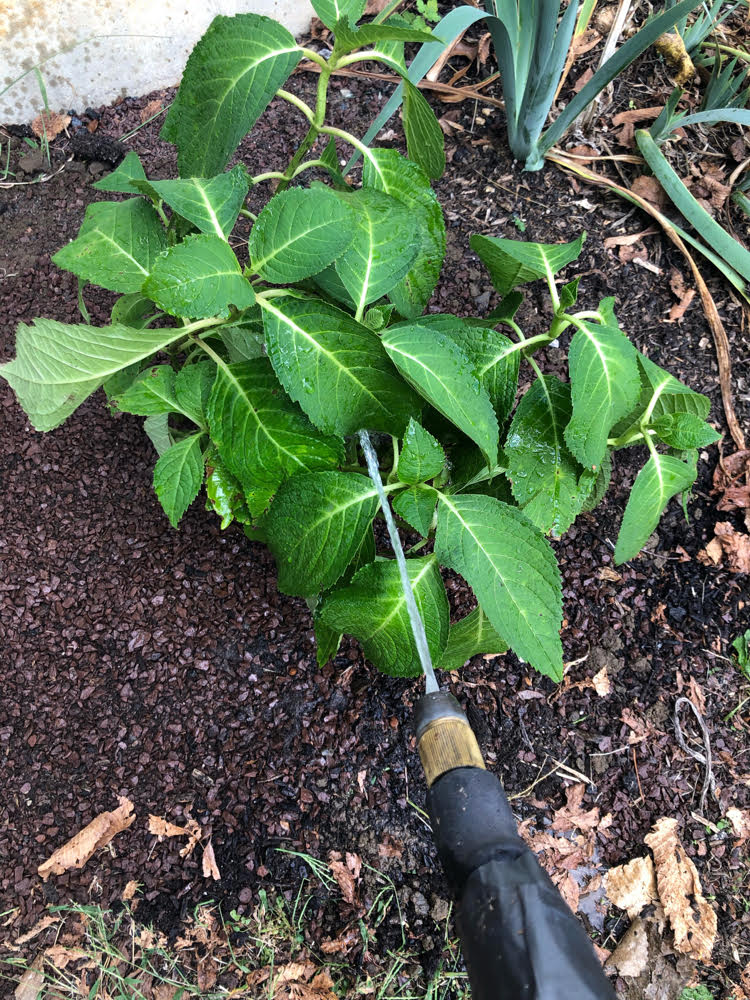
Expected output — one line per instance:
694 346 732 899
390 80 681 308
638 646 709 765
362 149 445 319
434 493 563 680
405 314 519 425
318 556 449 678
332 16 438 51
639 354 710 420
397 418 445 485
249 187 355 284
312 0 366 30
470 234 585 297
264 471 380 597
506 375 591 537
651 412 719 450
565 320 640 470
0 319 190 431
437 606 509 672
142 166 249 239
161 13 302 177
153 432 205 528
143 234 255 319
92 151 150 194
392 485 437 537
207 358 344 518
381 324 499 467
402 79 445 180
52 200 166 294
614 452 697 564
111 364 179 415
329 188 420 317
261 295 419 436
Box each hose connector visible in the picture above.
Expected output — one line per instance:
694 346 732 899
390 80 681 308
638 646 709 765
415 691 485 787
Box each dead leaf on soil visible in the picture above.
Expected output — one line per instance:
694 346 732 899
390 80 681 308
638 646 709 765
605 855 659 919
153 986 179 1000
328 851 361 905
14 962 44 1000
38 796 135 880
320 927 360 955
148 814 202 857
122 879 139 901
726 807 750 841
621 708 653 744
12 914 61 948
197 954 218 992
715 451 750 512
140 98 163 122
551 783 601 833
644 817 717 963
631 175 666 208
698 522 750 573
134 926 168 949
43 945 93 970
687 678 706 717
31 110 70 141
202 840 221 880
378 835 403 859
605 916 651 977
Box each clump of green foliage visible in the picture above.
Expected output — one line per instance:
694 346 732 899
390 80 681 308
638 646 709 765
0 0 719 682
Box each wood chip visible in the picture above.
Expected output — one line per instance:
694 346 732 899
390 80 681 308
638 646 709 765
202 840 221 880
14 964 44 1000
38 796 135 880
645 817 717 962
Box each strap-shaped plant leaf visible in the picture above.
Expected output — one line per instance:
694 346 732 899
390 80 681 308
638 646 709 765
318 556 449 677
362 149 446 319
161 13 302 177
471 233 584 297
392 484 438 536
249 187 356 284
565 319 641 470
397 418 446 485
506 375 592 536
260 295 420 436
0 319 191 431
153 433 205 528
53 200 166 294
382 324 499 468
264 471 380 597
434 493 563 680
140 167 250 239
207 358 344 518
143 234 255 319
614 452 697 564
437 606 509 671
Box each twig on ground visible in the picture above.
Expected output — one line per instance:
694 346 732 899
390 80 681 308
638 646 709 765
674 696 717 814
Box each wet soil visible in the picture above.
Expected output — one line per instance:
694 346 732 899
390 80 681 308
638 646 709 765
1 47 749 997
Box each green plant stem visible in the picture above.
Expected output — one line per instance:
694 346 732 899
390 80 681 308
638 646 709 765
154 201 170 228
607 428 656 447
239 208 257 221
319 126 381 175
275 89 316 124
277 64 332 193
525 352 546 384
708 42 750 63
250 170 286 184
336 50 403 74
300 47 331 70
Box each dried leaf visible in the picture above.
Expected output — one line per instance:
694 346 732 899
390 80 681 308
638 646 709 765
140 99 163 123
645 817 717 962
726 807 750 841
687 678 706 717
13 915 60 947
153 986 179 1000
606 855 659 919
631 175 666 208
621 708 650 744
654 32 695 85
378 835 403 859
605 916 651 977
592 666 611 696
14 965 44 1000
148 814 202 857
197 955 218 992
31 110 70 140
698 522 750 573
122 880 139 901
551 783 600 832
329 858 358 905
202 840 221 880
38 796 135 880
43 945 92 970
320 927 360 955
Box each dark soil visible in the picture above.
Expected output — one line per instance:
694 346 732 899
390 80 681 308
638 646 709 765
1 40 749 998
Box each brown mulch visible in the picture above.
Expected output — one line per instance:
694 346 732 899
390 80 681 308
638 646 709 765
1 45 749 995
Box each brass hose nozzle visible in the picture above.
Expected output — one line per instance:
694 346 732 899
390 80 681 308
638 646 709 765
414 691 485 788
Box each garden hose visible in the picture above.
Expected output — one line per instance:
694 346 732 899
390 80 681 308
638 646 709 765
414 690 616 1000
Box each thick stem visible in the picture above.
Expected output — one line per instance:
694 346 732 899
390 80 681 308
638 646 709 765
277 65 331 192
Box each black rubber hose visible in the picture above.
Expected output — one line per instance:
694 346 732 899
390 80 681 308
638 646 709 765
427 766 616 1000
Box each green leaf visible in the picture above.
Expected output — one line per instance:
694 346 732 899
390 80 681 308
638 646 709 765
318 556 449 677
207 358 343 518
565 320 641 470
144 413 172 456
264 471 379 597
406 314 519 425
153 433 205 528
614 452 697 564
640 354 710 420
110 293 159 328
261 295 419 437
330 188 420 317
506 376 591 537
402 79 445 180
437 606 509 672
486 290 523 324
381 324 499 467
217 320 266 362
0 319 191 431
205 446 251 529
392 485 437 536
143 234 255 319
92 151 149 194
112 364 179 415
332 16 437 51
651 412 720 450
142 166 249 239
249 187 355 284
397 418 445 484
434 493 563 680
53 200 166 294
314 618 343 668
312 0 366 31
175 362 215 426
362 149 445 319
161 13 302 177
581 450 612 513
470 234 585 297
